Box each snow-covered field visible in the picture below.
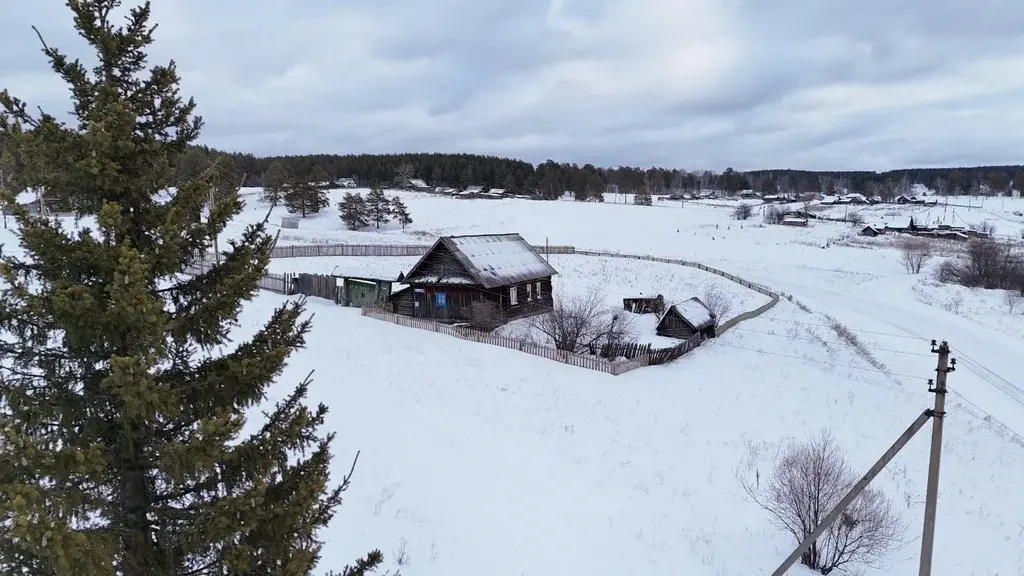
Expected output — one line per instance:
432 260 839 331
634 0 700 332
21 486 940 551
6 186 1023 575
221 186 1024 575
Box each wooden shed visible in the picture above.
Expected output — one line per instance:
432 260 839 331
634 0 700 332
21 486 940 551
860 225 882 237
339 277 393 308
656 297 717 340
390 233 558 324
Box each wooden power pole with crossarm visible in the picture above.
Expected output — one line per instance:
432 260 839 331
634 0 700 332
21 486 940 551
771 339 955 576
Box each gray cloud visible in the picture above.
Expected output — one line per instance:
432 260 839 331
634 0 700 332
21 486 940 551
3 0 1024 170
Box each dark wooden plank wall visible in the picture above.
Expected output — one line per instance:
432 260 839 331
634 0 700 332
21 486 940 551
657 312 697 339
498 276 553 321
408 243 475 283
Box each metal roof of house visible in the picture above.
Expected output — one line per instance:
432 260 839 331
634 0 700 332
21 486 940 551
403 233 558 289
658 297 715 331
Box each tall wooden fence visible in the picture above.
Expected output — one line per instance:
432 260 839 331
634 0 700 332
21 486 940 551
294 273 342 303
361 308 648 376
181 261 293 294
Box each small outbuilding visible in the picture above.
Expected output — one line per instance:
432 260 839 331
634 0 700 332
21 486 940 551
656 297 717 340
623 294 666 315
860 225 882 237
391 233 558 324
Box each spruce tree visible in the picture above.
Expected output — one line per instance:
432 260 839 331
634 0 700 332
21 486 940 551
364 187 392 228
501 174 517 195
0 2 378 575
390 197 412 229
260 160 290 205
338 193 368 230
283 180 329 217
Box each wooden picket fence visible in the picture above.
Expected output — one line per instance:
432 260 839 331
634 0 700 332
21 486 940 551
189 239 795 374
361 308 649 376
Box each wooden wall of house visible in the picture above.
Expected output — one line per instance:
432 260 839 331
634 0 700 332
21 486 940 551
657 313 697 339
411 285 494 322
395 276 555 324
496 276 553 321
392 288 414 316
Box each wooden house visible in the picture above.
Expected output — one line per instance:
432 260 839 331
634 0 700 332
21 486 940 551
656 297 716 340
406 178 430 191
860 225 882 237
390 233 558 323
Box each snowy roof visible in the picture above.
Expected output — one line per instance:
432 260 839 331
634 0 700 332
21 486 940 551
465 185 484 192
488 189 506 195
408 179 429 188
662 297 715 331
403 233 558 289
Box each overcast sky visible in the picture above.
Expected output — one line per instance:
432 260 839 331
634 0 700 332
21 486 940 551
3 0 1024 171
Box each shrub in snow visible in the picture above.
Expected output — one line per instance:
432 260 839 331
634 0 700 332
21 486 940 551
733 203 753 220
469 300 505 332
742 430 908 575
936 238 1023 290
1004 289 1022 313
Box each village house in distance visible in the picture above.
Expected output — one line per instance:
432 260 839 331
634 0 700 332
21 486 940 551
391 233 557 323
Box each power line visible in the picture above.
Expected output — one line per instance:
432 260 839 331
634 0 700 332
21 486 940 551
754 316 931 341
946 387 1024 445
725 326 937 358
707 340 921 380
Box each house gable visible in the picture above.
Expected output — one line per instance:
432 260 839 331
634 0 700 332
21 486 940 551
403 239 478 285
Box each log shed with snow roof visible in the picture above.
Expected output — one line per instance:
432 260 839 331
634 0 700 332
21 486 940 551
655 297 717 340
390 233 558 324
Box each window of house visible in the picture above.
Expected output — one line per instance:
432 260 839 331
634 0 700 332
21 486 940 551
526 283 532 301
536 281 542 298
510 286 518 305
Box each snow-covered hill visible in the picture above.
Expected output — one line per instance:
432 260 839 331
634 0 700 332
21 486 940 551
8 188 1021 575
219 188 1024 575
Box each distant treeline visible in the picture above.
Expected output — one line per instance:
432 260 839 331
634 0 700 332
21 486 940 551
171 145 1024 198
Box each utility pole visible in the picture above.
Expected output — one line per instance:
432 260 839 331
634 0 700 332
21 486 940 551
771 410 933 576
772 339 954 576
919 340 954 576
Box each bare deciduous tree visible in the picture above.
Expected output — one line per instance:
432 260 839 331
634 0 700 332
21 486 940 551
763 205 784 225
700 283 733 326
530 290 636 353
742 430 908 575
734 202 753 220
899 237 931 274
394 163 415 188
